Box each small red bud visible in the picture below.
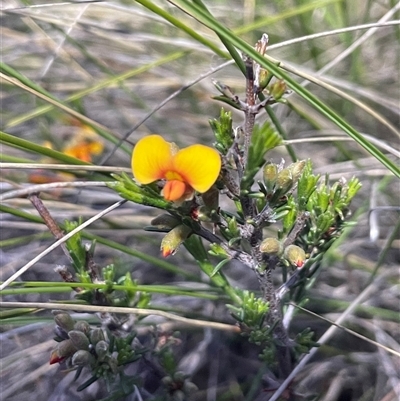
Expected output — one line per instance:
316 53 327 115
284 245 306 268
161 225 192 257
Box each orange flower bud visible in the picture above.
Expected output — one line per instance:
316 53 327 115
284 245 306 268
49 339 77 365
161 224 192 257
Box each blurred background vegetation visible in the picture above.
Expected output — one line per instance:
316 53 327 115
1 0 399 400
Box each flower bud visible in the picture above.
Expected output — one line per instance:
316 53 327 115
54 312 75 332
275 168 293 194
183 381 198 394
74 320 90 334
68 330 90 351
162 375 173 386
72 350 94 367
260 238 283 255
263 163 278 193
95 340 109 361
89 328 105 345
151 214 180 230
284 245 306 268
54 325 70 340
161 224 192 257
173 371 186 382
108 355 119 374
258 69 271 91
49 339 77 364
269 79 287 101
288 160 306 182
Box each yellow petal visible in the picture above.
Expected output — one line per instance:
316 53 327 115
132 135 174 184
88 141 104 156
173 145 221 193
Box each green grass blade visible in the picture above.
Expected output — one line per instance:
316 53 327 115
0 131 92 166
168 0 400 177
235 0 343 35
0 131 101 166
135 0 228 58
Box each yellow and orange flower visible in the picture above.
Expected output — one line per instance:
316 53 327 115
132 135 221 202
63 124 104 163
28 124 104 184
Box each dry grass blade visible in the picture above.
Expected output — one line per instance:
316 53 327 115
0 162 131 172
270 270 399 401
0 301 240 332
0 200 126 291
1 72 121 139
0 181 111 201
312 3 400 78
291 303 400 358
283 65 400 139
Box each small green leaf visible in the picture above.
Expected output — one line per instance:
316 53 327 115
209 108 234 154
109 174 170 210
210 259 230 277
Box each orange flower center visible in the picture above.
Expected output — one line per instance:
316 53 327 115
163 180 188 201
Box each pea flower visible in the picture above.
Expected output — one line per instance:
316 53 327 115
132 135 221 201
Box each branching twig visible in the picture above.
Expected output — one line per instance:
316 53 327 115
242 55 257 168
283 211 310 247
29 193 71 261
